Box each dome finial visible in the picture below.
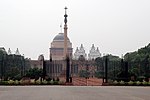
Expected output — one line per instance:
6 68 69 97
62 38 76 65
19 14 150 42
64 7 68 25
65 6 68 14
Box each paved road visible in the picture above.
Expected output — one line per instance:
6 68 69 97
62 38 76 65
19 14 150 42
0 86 149 100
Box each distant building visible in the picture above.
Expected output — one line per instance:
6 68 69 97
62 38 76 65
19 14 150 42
74 44 87 60
29 7 102 79
88 44 101 60
74 44 101 60
30 55 44 69
0 47 30 78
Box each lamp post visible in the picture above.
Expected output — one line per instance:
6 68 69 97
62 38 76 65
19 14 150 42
66 56 70 83
1 52 6 81
21 56 24 77
0 54 3 81
113 62 116 80
105 55 108 83
86 62 89 86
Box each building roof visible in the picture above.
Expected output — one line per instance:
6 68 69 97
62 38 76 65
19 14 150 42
53 33 69 41
0 47 7 54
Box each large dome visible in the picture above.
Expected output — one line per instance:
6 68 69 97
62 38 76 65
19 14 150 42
53 33 69 41
50 33 73 60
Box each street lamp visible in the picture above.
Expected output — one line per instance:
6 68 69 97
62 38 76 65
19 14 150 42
1 52 6 81
105 55 108 83
86 62 89 86
102 53 108 83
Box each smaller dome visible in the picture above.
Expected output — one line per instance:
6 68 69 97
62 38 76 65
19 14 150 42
53 33 69 41
38 55 44 61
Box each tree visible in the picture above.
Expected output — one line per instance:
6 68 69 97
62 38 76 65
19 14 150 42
124 43 150 78
94 71 103 78
95 57 104 72
79 70 90 78
25 68 43 80
5 67 20 79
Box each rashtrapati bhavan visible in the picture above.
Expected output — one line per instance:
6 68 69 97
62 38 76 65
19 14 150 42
30 7 101 79
30 33 101 78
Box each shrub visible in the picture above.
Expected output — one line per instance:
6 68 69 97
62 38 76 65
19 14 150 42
142 81 148 86
20 80 30 85
42 80 48 85
108 79 113 84
8 80 14 85
113 80 118 85
53 81 59 85
0 81 8 85
46 80 52 85
14 80 20 85
13 74 22 81
148 82 150 86
128 81 134 86
35 80 41 85
50 81 54 85
59 81 65 85
136 81 141 85
119 80 125 85
30 79 35 85
46 77 52 81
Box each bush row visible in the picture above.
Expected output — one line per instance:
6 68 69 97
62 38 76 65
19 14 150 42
0 80 65 85
111 80 150 86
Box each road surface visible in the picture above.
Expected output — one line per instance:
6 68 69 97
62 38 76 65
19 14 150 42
0 86 149 100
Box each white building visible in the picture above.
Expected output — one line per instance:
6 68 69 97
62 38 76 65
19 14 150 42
88 44 101 60
74 44 87 60
74 44 101 60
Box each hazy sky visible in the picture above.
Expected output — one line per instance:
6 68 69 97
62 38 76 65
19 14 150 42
0 0 150 59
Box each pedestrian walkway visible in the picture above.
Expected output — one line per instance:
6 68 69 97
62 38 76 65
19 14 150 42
59 77 102 86
72 77 102 86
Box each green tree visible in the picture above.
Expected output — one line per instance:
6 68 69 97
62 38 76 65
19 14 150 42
26 68 43 80
124 43 150 78
79 70 90 78
6 67 20 79
94 71 103 78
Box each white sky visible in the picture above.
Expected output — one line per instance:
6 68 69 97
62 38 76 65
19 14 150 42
0 0 150 60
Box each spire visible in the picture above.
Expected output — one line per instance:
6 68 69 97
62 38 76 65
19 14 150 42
77 47 79 50
80 44 84 51
76 47 79 52
92 44 94 47
81 44 83 48
91 44 95 50
8 48 11 55
64 7 68 25
96 47 99 51
15 48 20 55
